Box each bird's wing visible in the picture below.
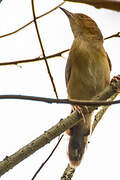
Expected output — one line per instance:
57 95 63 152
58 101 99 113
106 52 112 71
65 56 72 86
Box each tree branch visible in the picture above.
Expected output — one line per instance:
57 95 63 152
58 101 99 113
64 0 120 11
31 135 64 180
92 93 118 132
61 164 75 180
0 2 65 39
0 32 120 67
104 32 120 40
31 0 58 98
0 49 69 66
0 78 120 177
61 92 119 180
0 79 120 106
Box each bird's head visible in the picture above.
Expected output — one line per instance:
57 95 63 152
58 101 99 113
60 7 103 41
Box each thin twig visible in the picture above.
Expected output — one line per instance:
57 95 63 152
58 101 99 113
0 93 120 107
0 49 69 66
61 92 119 180
92 93 118 132
104 32 120 40
0 32 119 67
31 135 64 180
31 0 58 99
0 2 64 39
0 78 120 177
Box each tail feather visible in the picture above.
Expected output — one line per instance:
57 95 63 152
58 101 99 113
67 113 91 167
68 135 88 167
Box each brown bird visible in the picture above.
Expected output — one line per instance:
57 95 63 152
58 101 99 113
60 7 111 167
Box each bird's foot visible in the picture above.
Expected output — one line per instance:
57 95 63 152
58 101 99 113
111 75 120 93
111 74 120 83
72 105 86 123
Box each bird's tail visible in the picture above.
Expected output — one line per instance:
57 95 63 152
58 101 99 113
68 134 88 167
67 114 91 167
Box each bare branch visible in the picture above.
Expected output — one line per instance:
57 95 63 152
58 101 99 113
0 77 120 177
31 0 58 99
92 93 118 132
0 76 120 106
0 49 69 66
64 0 120 11
0 95 120 106
0 93 120 106
31 135 64 180
0 2 65 39
61 164 75 180
104 32 120 40
61 90 119 180
0 31 119 67
0 110 82 177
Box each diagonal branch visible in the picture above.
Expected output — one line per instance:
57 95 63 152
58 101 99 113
0 32 120 67
31 0 58 98
61 93 119 180
104 32 120 40
92 93 118 132
0 49 69 66
0 79 120 177
0 2 65 39
64 0 120 11
31 135 64 180
61 164 75 180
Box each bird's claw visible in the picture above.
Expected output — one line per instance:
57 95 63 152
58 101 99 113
111 74 120 82
72 105 86 123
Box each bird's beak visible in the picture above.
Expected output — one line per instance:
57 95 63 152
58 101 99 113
60 7 73 18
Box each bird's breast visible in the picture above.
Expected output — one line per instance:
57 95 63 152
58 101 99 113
67 41 110 100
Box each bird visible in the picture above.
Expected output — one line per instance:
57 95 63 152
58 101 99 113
60 7 111 167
